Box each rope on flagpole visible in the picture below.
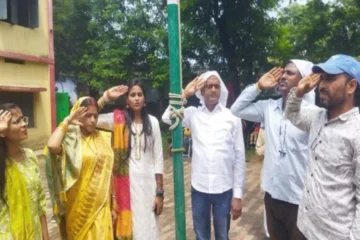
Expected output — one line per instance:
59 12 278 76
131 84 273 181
169 92 187 153
168 92 187 131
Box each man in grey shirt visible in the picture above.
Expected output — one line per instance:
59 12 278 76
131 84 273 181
285 54 360 239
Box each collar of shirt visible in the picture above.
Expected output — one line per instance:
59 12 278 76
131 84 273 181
199 102 224 114
326 107 359 125
273 98 284 112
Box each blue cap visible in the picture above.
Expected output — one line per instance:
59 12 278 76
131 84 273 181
312 54 360 84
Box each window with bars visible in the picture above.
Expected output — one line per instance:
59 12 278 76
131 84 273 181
0 0 39 28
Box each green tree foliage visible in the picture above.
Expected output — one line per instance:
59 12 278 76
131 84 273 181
54 0 169 91
53 0 94 81
270 0 360 64
54 0 280 93
180 0 279 93
53 0 360 95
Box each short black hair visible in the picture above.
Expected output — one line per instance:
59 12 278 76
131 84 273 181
345 73 360 107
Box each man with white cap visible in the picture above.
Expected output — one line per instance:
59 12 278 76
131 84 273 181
230 60 314 240
285 54 360 239
162 71 246 240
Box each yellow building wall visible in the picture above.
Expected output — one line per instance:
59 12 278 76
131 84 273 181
0 0 52 147
0 0 49 57
0 58 51 146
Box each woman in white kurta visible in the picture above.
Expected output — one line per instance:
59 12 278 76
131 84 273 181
96 80 164 240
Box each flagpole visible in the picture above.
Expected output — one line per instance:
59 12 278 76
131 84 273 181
167 0 187 239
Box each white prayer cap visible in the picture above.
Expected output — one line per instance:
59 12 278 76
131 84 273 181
195 71 228 107
290 59 313 77
290 59 315 104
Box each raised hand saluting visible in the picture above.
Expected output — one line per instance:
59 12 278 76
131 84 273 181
183 77 207 98
295 73 321 98
65 107 88 126
257 67 284 91
0 110 11 133
105 85 129 101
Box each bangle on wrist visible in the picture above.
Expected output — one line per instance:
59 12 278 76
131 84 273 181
58 122 69 133
103 91 110 102
98 97 106 106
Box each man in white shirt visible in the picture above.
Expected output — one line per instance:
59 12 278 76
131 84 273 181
255 122 270 240
230 60 314 240
162 71 246 240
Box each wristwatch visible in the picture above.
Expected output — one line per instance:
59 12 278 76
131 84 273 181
156 189 164 197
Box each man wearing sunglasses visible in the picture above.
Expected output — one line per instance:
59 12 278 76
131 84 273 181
285 54 360 239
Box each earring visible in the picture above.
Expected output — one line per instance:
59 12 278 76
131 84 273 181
126 104 129 108
144 103 146 106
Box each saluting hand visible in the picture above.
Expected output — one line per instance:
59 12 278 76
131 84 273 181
105 85 129 101
296 73 321 98
65 107 88 126
257 67 284 90
0 110 11 133
183 77 207 98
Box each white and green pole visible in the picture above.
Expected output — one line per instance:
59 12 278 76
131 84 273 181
167 0 186 239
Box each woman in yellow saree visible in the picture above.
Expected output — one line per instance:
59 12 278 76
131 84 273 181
46 97 114 240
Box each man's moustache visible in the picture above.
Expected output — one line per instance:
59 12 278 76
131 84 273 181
279 80 288 85
319 89 329 95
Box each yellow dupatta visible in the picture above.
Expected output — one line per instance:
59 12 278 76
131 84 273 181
46 97 114 240
5 159 35 240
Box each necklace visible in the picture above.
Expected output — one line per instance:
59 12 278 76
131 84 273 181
133 123 142 160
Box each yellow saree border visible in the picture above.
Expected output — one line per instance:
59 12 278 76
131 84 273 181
66 131 113 239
